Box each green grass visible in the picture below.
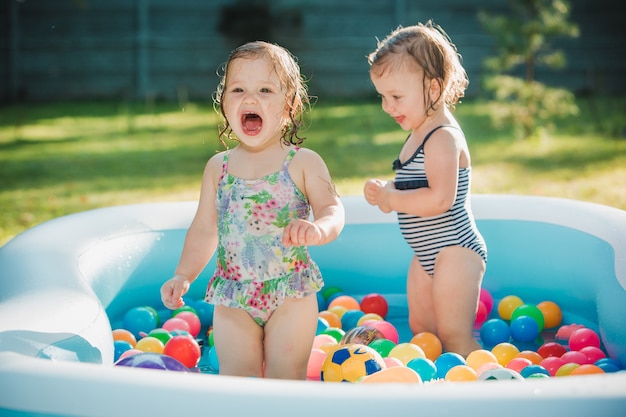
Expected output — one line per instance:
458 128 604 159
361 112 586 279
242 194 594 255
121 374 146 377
1 97 625 247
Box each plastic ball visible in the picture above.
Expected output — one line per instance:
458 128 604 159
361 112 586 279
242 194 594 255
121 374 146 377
162 317 191 334
123 306 159 339
594 358 621 373
320 344 386 382
316 316 330 334
112 328 137 347
509 316 540 342
135 336 165 354
466 349 499 372
480 318 511 347
555 323 585 341
478 368 523 381
341 309 365 330
569 364 604 376
407 357 438 382
568 328 601 351
383 357 404 368
327 295 361 311
321 327 345 343
115 352 189 372
317 291 327 311
340 326 383 345
536 301 562 329
146 328 172 346
445 365 478 382
537 342 567 358
357 365 422 384
434 352 466 379
511 304 545 332
555 363 579 376
410 332 443 361
114 340 134 362
368 338 397 358
164 335 201 368
306 348 327 380
497 295 523 320
520 364 550 378
580 346 606 363
540 356 567 376
321 286 343 301
361 320 399 344
318 310 342 329
328 305 348 319
312 334 338 349
117 348 142 361
388 342 425 366
207 345 219 372
359 293 388 318
505 357 532 373
187 299 214 328
173 311 201 338
479 288 494 314
515 350 543 365
561 350 592 365
491 342 520 366
474 300 488 328
357 313 384 326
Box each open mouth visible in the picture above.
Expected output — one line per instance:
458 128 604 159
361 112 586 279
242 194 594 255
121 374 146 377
241 112 262 135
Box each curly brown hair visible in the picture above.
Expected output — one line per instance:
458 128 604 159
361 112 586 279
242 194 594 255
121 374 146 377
214 41 310 147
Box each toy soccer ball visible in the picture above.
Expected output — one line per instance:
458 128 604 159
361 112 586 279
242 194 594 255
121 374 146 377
321 344 385 382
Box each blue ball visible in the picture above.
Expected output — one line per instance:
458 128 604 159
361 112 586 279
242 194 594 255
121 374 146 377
510 315 539 343
317 292 327 311
113 340 133 362
341 309 365 331
208 346 220 373
480 318 510 347
188 299 214 328
594 357 621 373
520 364 550 378
316 316 330 335
407 357 438 382
434 352 465 379
123 306 158 339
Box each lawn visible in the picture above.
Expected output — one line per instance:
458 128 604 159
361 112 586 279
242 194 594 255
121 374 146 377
1 97 625 247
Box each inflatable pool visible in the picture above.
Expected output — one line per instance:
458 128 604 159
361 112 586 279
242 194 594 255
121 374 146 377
0 195 625 417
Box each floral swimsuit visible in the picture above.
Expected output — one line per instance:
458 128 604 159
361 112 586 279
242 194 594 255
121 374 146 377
204 148 323 326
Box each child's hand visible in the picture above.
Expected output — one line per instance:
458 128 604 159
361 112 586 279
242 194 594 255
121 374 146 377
376 180 396 213
160 275 191 310
282 219 323 246
364 178 386 206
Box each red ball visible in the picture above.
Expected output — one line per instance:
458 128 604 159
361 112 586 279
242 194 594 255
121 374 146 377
569 328 601 351
359 293 388 319
164 335 201 368
537 342 567 358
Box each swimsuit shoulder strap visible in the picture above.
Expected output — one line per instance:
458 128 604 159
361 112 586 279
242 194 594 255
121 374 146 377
418 125 460 153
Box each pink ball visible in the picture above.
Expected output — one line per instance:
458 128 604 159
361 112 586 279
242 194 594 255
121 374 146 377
162 317 191 334
361 320 399 344
306 348 326 380
561 350 591 365
505 357 532 373
174 311 201 338
384 357 404 368
540 356 567 376
479 288 494 314
474 300 488 328
568 328 601 351
580 346 606 363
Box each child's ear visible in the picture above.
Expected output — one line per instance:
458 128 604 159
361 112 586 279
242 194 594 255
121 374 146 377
429 78 442 104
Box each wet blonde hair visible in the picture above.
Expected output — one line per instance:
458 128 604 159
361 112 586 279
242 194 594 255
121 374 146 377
368 21 468 114
214 41 310 147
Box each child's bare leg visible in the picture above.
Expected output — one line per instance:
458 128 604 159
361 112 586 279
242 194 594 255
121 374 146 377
407 256 438 335
433 246 485 356
263 294 319 380
212 305 264 377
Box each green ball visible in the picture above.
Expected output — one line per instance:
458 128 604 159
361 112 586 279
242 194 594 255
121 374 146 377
321 327 346 343
511 304 545 332
368 338 396 357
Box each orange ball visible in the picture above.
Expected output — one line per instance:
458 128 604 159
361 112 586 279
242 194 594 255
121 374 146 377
445 365 478 382
466 349 499 371
410 332 443 361
537 301 563 329
112 328 137 347
319 310 342 329
328 295 361 311
569 364 604 376
491 342 520 366
516 350 543 365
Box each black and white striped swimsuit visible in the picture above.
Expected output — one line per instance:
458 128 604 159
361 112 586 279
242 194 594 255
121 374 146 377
393 125 487 275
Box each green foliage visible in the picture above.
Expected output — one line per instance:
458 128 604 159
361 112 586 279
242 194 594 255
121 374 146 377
479 0 580 139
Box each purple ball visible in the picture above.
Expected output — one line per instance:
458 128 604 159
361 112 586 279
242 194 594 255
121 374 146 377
115 352 189 372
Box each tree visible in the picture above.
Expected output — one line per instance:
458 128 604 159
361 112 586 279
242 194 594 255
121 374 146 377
479 0 580 139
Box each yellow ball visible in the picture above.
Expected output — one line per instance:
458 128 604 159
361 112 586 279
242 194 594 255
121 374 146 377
498 295 524 320
134 336 164 354
491 342 520 366
466 349 499 371
388 342 426 366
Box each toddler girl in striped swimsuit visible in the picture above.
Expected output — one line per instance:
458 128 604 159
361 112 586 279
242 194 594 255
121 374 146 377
364 21 487 356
